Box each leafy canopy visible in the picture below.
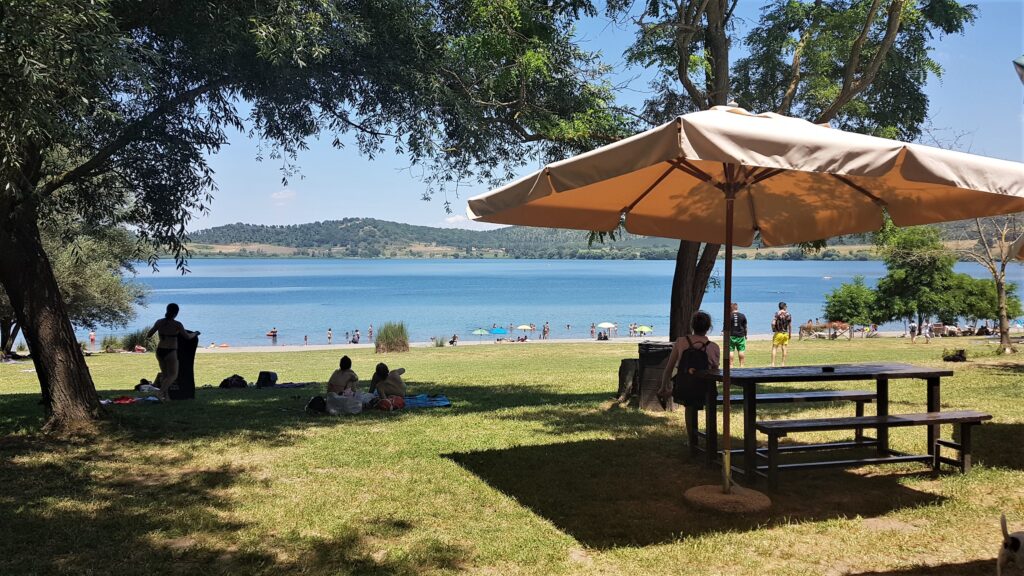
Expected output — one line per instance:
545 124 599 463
2 0 630 260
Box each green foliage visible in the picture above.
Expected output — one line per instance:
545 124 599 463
432 336 446 348
873 223 956 322
823 276 878 325
375 321 409 354
100 334 122 352
732 0 975 140
936 274 1022 325
121 329 157 352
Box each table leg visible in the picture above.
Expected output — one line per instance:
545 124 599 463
744 382 757 480
876 377 889 455
927 376 940 456
705 381 718 465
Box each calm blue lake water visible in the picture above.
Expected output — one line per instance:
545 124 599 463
78 259 1023 347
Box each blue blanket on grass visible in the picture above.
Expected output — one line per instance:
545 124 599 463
403 394 452 409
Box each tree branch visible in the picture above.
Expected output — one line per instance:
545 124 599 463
814 0 905 123
38 78 232 198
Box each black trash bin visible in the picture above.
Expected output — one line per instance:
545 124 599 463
168 333 198 400
637 341 674 411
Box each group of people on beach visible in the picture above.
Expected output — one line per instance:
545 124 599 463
324 355 407 415
270 324 375 346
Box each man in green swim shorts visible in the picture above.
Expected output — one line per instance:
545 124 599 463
729 302 747 367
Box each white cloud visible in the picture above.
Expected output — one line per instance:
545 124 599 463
271 189 297 206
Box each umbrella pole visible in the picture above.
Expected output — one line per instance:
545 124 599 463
722 188 735 494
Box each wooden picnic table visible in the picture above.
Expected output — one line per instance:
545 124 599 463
697 363 954 481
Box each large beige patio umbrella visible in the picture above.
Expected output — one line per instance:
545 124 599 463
468 105 1024 493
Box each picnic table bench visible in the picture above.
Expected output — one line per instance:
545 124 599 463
756 410 991 488
696 363 990 488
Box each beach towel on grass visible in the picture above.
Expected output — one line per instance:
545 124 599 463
402 394 451 409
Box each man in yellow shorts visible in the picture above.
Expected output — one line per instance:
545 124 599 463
771 301 792 367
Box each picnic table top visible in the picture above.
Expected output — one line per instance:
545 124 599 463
698 363 954 384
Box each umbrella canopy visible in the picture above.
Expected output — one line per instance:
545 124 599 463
1015 55 1024 85
596 322 616 329
516 324 533 331
472 329 490 335
489 327 508 335
636 325 653 334
468 106 1024 493
468 106 1024 245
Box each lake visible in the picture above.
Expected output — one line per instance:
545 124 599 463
80 258 1023 347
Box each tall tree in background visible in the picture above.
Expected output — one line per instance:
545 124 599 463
952 216 1023 352
873 222 956 327
0 0 628 432
607 0 976 338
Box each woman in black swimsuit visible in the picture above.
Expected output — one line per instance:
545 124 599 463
146 303 196 401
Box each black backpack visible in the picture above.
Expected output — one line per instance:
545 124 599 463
219 374 248 389
305 395 327 414
672 337 711 408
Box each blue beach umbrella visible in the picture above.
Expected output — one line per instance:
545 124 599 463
490 327 508 335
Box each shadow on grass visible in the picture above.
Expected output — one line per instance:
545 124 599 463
0 437 469 575
445 436 945 549
972 421 1024 471
849 559 995 575
0 381 615 445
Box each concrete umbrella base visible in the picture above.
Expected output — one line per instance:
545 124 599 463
683 484 772 514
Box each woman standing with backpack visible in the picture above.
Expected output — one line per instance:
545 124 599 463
657 311 721 452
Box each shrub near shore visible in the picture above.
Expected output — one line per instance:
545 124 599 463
375 321 409 353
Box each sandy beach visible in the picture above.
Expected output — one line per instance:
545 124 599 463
193 331 908 354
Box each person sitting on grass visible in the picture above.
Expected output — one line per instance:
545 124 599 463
327 355 359 395
370 362 406 397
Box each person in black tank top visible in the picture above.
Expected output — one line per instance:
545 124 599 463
728 302 748 367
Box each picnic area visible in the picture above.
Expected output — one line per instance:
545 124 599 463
1 338 1021 575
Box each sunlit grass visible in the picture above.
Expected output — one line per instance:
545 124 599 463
1 337 1021 575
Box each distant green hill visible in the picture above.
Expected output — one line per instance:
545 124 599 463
186 217 974 260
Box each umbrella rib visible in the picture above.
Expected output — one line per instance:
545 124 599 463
832 174 887 206
671 158 714 183
624 164 677 213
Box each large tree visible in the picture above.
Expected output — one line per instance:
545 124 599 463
951 216 1024 352
606 0 976 338
0 0 627 432
0 222 145 357
873 222 956 327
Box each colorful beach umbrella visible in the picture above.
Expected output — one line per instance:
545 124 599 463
516 324 533 331
489 327 508 335
468 105 1024 496
636 325 653 334
472 328 490 341
596 322 615 329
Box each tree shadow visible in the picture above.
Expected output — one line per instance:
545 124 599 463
0 436 469 575
972 422 1024 471
0 381 617 446
848 559 995 575
445 436 945 549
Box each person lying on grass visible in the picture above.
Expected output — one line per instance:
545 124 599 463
370 362 406 397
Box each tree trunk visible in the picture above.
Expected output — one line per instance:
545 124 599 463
1 317 20 355
0 197 103 433
995 277 1014 353
669 241 721 339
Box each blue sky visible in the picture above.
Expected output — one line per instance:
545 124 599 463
192 1 1024 232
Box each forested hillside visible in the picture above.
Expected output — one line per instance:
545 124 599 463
187 217 971 260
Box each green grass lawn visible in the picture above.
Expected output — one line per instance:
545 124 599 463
1 338 1022 575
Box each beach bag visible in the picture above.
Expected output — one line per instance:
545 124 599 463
672 337 710 409
255 371 278 388
219 374 248 389
377 395 406 411
325 393 362 415
305 395 327 414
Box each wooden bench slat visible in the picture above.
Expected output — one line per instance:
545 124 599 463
716 390 875 405
755 410 991 434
